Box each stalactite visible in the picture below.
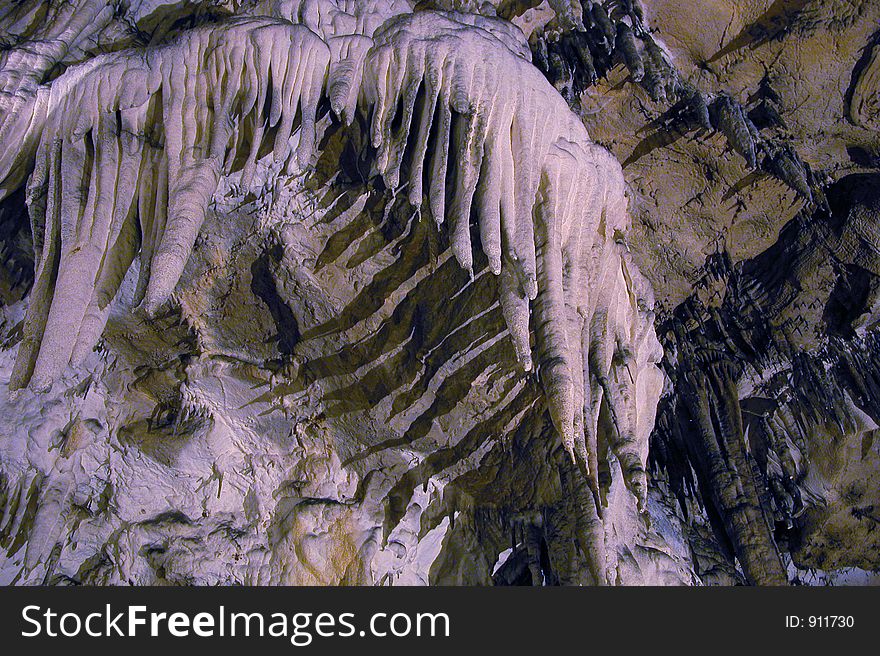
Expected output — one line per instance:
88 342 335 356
767 144 813 202
711 94 760 169
589 3 616 50
615 21 643 82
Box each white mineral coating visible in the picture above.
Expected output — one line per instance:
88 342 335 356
0 0 677 585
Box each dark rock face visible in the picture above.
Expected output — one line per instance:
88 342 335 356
652 174 880 584
0 1 879 585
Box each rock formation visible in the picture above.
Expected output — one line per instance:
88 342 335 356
0 0 878 585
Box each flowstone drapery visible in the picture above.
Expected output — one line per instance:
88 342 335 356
0 0 665 583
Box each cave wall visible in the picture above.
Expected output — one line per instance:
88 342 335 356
0 0 878 585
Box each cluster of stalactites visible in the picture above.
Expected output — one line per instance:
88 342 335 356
251 1 532 125
3 17 332 390
531 1 815 202
0 4 662 510
251 0 415 41
364 11 662 503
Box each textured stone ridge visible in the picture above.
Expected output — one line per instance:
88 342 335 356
1 1 879 586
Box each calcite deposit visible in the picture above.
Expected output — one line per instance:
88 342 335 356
0 0 878 586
